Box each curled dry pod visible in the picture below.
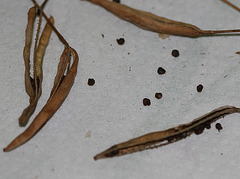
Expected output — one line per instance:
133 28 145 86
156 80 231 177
4 0 79 152
19 5 53 127
3 47 79 152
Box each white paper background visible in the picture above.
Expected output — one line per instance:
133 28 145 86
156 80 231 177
1 0 240 178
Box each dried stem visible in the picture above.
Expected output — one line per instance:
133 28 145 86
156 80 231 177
221 0 240 12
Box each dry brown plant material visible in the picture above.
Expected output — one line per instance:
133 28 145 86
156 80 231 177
94 106 240 160
19 4 54 127
86 0 240 37
3 0 79 152
221 0 240 12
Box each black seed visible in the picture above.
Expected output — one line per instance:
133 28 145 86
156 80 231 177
197 84 203 92
116 38 125 45
167 136 175 142
155 93 163 99
215 123 223 132
194 126 205 135
113 0 120 3
88 78 95 86
205 121 211 129
157 67 166 75
172 49 180 57
102 34 104 38
143 98 151 106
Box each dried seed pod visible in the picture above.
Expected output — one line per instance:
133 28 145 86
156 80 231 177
94 106 240 160
35 16 54 82
23 6 36 99
86 0 240 37
3 1 79 152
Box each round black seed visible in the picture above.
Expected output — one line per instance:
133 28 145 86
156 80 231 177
143 98 151 106
155 93 163 99
157 67 166 75
172 49 180 57
116 38 125 45
215 123 223 132
88 78 95 86
113 0 120 3
197 84 203 92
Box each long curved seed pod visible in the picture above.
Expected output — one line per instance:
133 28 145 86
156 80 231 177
23 6 36 99
3 47 78 152
19 14 54 127
19 1 51 127
3 1 79 152
35 16 54 91
19 6 42 127
94 106 240 160
86 0 240 37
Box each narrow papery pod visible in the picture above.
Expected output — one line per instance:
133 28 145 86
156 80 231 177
94 106 240 160
19 15 54 127
3 47 79 152
86 0 240 37
23 6 36 101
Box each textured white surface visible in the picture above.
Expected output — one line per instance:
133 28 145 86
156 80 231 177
1 0 240 178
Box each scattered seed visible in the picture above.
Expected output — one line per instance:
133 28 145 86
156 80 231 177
172 49 179 57
155 93 162 99
157 67 166 75
102 34 104 38
215 123 223 132
197 84 203 92
88 78 95 86
116 38 125 45
143 98 151 106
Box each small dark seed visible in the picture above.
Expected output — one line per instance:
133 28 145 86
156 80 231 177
167 136 175 142
194 126 204 135
143 98 151 106
113 0 120 3
157 67 166 75
88 78 95 86
205 122 211 129
215 123 223 132
197 84 203 92
116 38 125 45
155 93 163 99
172 49 180 57
102 34 104 38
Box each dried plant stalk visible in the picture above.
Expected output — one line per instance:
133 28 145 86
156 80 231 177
86 0 240 37
94 106 240 160
221 0 240 12
3 0 79 152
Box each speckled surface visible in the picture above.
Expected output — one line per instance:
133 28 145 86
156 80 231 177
1 0 240 178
